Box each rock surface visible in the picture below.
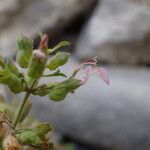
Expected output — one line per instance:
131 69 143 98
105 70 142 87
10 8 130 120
0 0 97 57
75 0 150 65
31 58 150 150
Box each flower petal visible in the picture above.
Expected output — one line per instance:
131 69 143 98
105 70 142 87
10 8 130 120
95 67 109 85
79 66 92 84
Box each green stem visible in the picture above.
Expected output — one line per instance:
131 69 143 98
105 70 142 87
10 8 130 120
13 80 36 128
13 91 30 128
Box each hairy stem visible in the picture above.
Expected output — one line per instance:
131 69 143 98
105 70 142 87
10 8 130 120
13 91 30 128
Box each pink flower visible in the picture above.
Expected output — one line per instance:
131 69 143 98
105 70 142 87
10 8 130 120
95 66 109 85
72 57 109 85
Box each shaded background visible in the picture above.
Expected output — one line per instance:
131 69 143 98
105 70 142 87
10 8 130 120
1 0 150 149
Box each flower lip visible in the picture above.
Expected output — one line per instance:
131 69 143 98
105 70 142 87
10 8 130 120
72 56 109 85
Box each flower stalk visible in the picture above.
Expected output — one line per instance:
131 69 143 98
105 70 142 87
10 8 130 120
13 91 30 128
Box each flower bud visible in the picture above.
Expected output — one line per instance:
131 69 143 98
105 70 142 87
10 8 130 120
3 134 22 150
39 33 48 51
27 50 47 79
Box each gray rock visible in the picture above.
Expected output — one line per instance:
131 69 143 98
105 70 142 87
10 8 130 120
30 58 150 150
75 0 150 65
0 0 97 57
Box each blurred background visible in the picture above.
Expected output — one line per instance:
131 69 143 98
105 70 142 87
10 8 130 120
1 0 150 149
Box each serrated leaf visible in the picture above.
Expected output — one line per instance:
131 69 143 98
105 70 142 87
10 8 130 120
49 78 81 101
48 41 70 54
43 69 67 78
47 52 70 70
16 34 33 68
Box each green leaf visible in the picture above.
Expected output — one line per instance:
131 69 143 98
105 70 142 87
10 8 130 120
43 69 67 78
17 130 43 146
49 78 81 101
0 56 22 77
34 122 52 139
16 34 33 68
4 57 21 76
47 52 70 70
49 88 67 101
0 103 12 119
16 128 31 134
0 69 23 93
16 123 52 148
0 57 24 92
48 41 70 54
